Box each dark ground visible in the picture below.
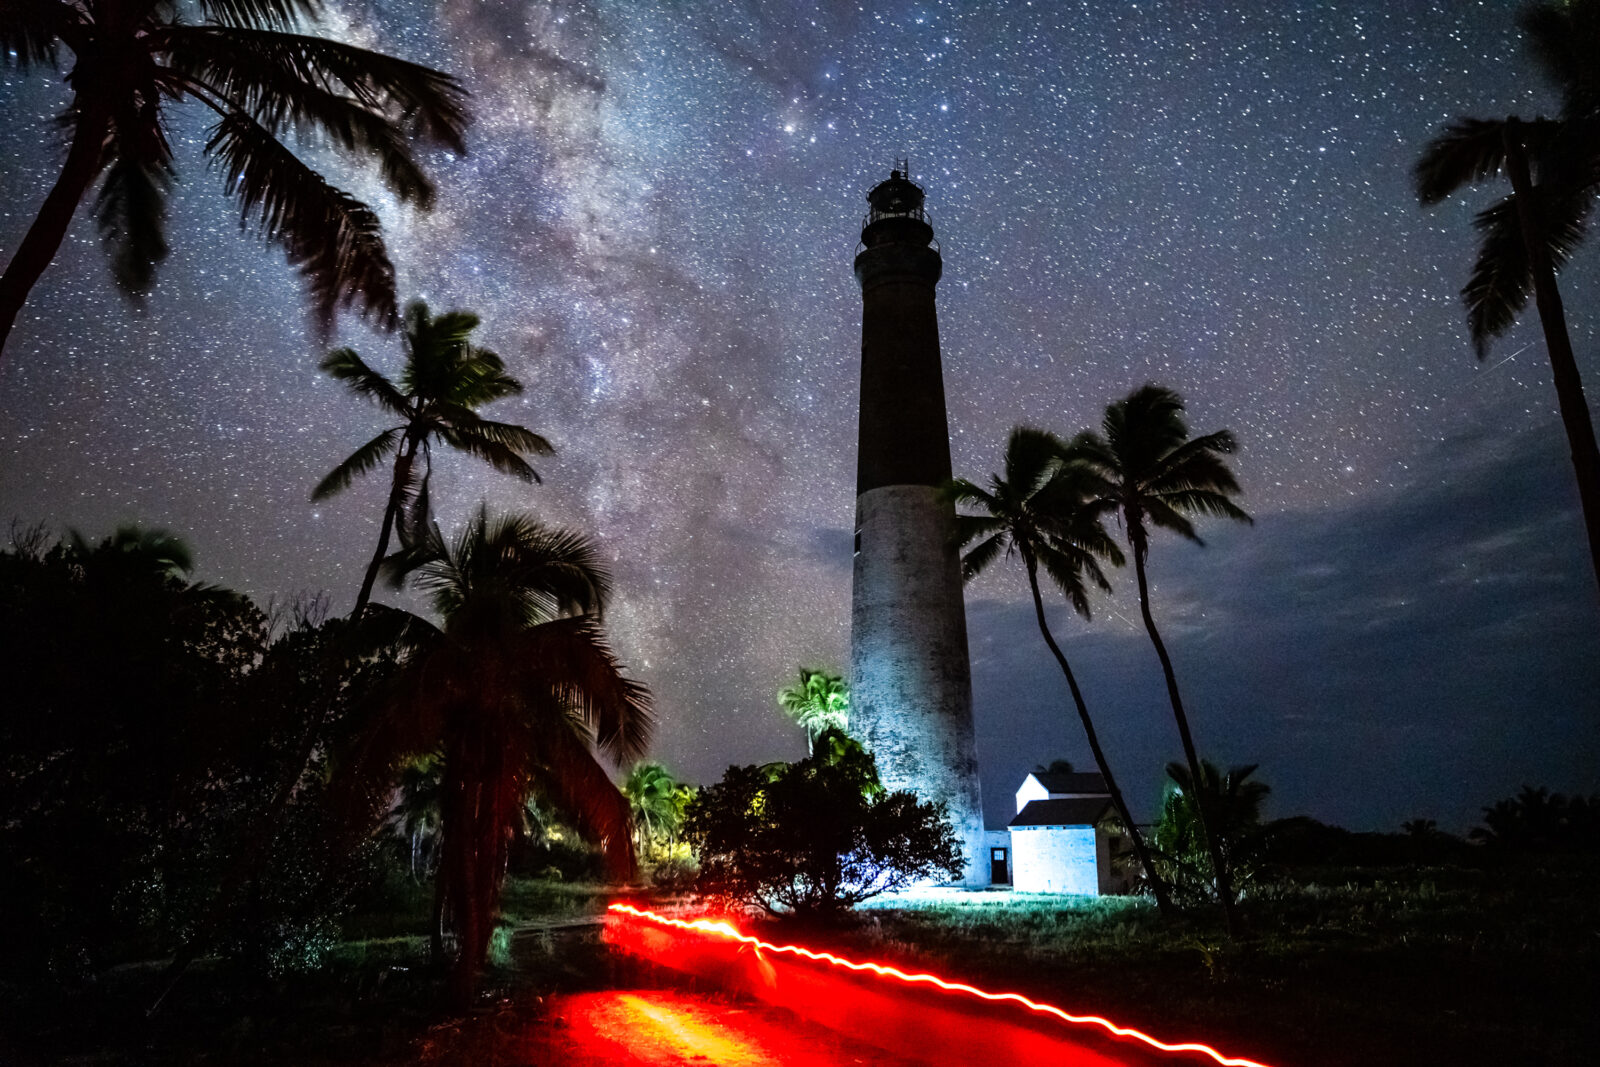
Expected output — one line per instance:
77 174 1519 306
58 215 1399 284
3 861 1595 1066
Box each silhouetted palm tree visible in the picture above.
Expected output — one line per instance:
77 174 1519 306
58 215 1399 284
1415 0 1600 595
947 425 1173 916
338 505 651 1005
1075 386 1252 935
0 0 470 360
314 301 553 618
776 667 849 754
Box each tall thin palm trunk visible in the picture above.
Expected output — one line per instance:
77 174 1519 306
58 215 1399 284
1130 539 1241 937
0 105 108 359
1503 122 1600 599
1023 554 1175 916
352 435 420 618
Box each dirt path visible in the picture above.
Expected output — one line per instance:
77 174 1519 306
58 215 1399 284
519 988 934 1066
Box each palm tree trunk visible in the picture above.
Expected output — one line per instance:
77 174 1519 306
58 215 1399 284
1503 124 1600 601
1022 556 1175 916
0 103 109 360
1130 539 1242 938
352 435 420 618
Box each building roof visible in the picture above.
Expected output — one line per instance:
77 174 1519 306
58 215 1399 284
1008 798 1114 828
1029 771 1109 796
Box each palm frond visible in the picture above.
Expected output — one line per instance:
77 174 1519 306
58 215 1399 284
198 0 320 32
959 531 1007 582
1035 539 1098 617
165 26 438 206
311 426 401 500
178 27 470 153
206 109 398 331
941 477 998 513
0 0 80 69
318 347 410 414
1519 2 1600 117
1003 425 1067 495
504 616 654 766
1463 195 1533 353
95 156 173 295
1416 118 1514 204
1142 497 1203 544
1462 183 1590 356
1154 488 1253 525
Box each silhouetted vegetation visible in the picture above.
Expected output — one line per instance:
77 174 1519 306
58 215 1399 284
315 301 554 617
1415 0 1600 593
0 0 472 359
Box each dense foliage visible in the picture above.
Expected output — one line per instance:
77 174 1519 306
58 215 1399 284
0 528 406 987
685 729 962 916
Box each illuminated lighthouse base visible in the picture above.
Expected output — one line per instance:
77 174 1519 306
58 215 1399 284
851 483 986 887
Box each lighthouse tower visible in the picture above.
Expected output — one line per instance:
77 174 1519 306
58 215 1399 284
849 165 985 886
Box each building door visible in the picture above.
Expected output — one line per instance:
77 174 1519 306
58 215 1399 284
990 847 1009 885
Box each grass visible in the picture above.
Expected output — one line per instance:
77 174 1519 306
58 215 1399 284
813 860 1600 1067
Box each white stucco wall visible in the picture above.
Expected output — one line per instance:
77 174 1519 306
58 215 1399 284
1010 825 1100 895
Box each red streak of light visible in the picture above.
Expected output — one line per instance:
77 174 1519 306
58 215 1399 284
608 903 1275 1067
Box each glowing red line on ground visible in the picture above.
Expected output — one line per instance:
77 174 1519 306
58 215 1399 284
608 903 1275 1067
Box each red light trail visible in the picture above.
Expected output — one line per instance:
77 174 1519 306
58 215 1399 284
608 903 1276 1067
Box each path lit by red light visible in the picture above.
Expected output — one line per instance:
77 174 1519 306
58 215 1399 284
608 903 1275 1067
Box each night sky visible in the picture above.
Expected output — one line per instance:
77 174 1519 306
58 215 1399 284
2 0 1597 833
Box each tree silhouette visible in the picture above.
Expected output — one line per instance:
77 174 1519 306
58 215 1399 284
314 300 553 618
1075 386 1252 935
947 425 1173 915
0 0 470 360
336 505 651 1005
776 666 849 754
1415 0 1600 596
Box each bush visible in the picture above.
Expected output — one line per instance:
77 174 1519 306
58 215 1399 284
685 729 962 916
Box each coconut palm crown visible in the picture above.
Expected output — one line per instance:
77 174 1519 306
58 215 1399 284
314 300 554 618
1414 0 1600 596
946 425 1172 915
776 667 849 754
0 0 471 359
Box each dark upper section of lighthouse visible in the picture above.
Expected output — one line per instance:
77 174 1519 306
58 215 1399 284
860 169 935 249
853 168 953 495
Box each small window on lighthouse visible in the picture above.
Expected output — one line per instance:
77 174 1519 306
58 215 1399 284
854 528 862 556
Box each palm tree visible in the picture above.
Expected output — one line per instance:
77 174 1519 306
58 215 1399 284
946 425 1173 916
314 300 554 618
1415 0 1600 596
1074 385 1252 935
776 667 849 754
1154 760 1270 907
621 762 689 859
0 0 470 361
337 505 651 1005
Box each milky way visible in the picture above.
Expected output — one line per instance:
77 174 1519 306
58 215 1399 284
2 0 1597 830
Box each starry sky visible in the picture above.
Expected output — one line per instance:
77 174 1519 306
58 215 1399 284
2 0 1597 833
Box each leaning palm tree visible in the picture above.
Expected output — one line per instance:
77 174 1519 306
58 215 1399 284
1415 0 1600 595
336 505 651 1006
776 667 849 754
1074 386 1252 936
621 762 687 859
0 0 471 361
314 300 554 618
946 425 1173 916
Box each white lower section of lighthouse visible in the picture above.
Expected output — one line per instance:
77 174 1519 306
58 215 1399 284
850 484 987 887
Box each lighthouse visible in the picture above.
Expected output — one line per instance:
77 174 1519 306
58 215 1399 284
849 165 985 886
